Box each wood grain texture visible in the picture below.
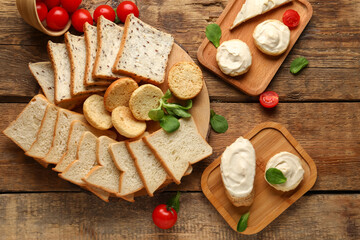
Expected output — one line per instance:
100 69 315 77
0 192 358 239
2 102 359 192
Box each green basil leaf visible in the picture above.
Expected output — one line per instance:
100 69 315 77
160 115 180 133
237 212 250 232
172 108 191 118
162 89 172 101
290 57 309 74
165 108 176 117
206 23 222 48
148 109 164 121
181 100 192 110
210 109 216 118
265 168 287 184
113 8 121 24
167 191 180 213
163 100 192 111
210 112 228 133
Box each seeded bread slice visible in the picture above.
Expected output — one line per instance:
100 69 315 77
3 94 49 152
43 109 86 164
65 33 108 96
84 23 110 86
143 117 213 184
113 14 174 85
53 120 116 172
109 141 144 197
28 62 55 103
25 104 58 159
126 137 167 196
93 16 125 80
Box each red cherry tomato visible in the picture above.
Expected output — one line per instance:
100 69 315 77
152 204 177 229
36 2 48 22
61 0 82 13
116 1 139 23
259 91 279 108
46 7 69 31
44 0 60 10
93 5 116 23
71 9 93 32
282 9 300 28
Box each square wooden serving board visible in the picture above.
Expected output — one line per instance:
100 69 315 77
201 122 317 234
197 0 313 96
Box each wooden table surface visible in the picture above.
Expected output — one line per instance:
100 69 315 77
1 0 359 239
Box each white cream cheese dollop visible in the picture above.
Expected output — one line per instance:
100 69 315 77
216 39 252 77
220 137 256 198
265 152 304 191
231 0 292 29
253 19 290 55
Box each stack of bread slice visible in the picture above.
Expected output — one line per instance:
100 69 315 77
3 94 212 202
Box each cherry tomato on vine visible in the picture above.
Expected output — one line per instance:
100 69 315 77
61 0 82 13
71 9 93 32
36 2 48 22
282 9 300 28
93 5 116 23
116 1 139 23
44 0 60 10
152 204 178 229
259 91 279 108
46 7 69 31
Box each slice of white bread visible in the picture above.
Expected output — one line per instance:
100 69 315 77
25 104 58 159
53 120 116 172
126 137 167 196
65 32 108 96
167 61 204 100
113 14 174 85
28 62 55 103
112 106 146 138
93 16 125 80
83 23 110 86
104 78 138 112
3 94 49 152
143 117 213 184
43 109 86 164
87 185 111 202
83 94 112 130
109 141 144 196
129 84 163 121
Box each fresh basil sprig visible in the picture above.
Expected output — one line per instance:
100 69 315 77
210 110 228 133
148 90 192 133
290 57 309 74
206 23 222 48
237 212 250 232
167 191 180 213
265 168 287 184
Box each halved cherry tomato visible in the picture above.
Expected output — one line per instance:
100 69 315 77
93 5 116 23
116 1 139 23
152 204 177 229
282 9 300 28
46 7 69 31
71 9 93 32
44 0 60 10
259 91 279 108
36 2 48 22
61 0 82 13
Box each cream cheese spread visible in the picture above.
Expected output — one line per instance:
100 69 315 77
253 19 290 55
231 0 292 30
265 152 304 191
216 39 252 77
220 137 256 198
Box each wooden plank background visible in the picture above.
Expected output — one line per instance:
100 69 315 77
0 0 359 239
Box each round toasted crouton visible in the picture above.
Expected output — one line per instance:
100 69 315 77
129 84 163 121
83 94 113 130
104 77 138 112
112 106 146 138
167 62 203 100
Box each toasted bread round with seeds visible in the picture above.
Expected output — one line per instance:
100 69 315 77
167 62 203 100
83 94 112 130
129 84 163 121
104 77 138 112
112 106 146 138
